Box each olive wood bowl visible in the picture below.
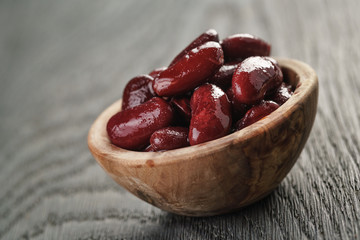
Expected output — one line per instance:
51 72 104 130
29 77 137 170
88 58 318 216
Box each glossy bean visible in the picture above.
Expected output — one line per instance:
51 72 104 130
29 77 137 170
189 84 231 145
121 75 155 110
171 96 192 124
169 29 219 66
144 145 155 152
107 97 173 150
232 56 283 105
236 100 279 130
150 127 189 151
208 62 240 90
221 33 271 62
267 82 293 105
149 66 167 79
153 41 224 97
226 87 249 121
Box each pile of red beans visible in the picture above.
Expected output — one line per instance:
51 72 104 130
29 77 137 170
107 29 293 151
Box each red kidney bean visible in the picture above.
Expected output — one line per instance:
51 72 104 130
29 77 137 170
221 33 271 62
169 29 219 66
144 145 155 152
267 82 293 105
150 127 189 151
121 75 155 110
232 56 283 105
107 97 173 150
149 66 167 79
208 62 241 90
226 87 249 121
171 96 192 124
153 41 224 97
189 84 231 145
236 100 279 130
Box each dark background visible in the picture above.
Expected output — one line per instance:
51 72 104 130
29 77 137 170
1 0 359 239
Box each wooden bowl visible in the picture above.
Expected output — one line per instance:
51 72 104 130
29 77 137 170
88 58 318 216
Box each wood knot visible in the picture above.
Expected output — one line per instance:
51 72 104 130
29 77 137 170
146 160 155 167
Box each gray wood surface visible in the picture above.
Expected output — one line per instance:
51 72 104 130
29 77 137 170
1 0 360 239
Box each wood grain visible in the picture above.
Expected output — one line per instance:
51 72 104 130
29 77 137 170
1 0 359 239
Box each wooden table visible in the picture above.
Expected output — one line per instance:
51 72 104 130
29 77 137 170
1 0 359 239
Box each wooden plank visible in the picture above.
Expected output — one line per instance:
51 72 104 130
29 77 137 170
0 0 359 239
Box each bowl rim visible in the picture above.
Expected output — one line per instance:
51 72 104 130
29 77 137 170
88 57 318 167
